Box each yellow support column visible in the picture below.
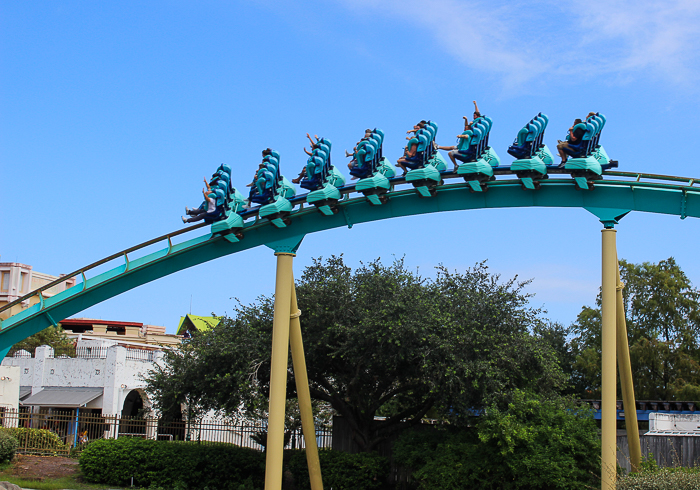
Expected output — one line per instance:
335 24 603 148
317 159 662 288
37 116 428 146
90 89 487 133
601 228 618 489
265 252 295 490
616 260 642 472
289 279 324 490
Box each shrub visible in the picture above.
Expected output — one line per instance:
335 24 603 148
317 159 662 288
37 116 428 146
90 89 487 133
287 449 389 490
80 437 265 489
617 467 700 490
393 392 601 490
0 427 65 454
0 431 18 462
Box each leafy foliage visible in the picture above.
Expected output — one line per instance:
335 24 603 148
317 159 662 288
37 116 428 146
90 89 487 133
287 449 389 490
8 326 74 358
1 427 66 454
79 437 265 489
617 466 700 490
145 257 565 451
393 391 600 490
569 257 700 400
0 430 18 462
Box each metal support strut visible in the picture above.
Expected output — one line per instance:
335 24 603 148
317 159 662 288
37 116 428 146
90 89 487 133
616 257 641 472
264 252 323 490
290 281 324 490
601 228 617 489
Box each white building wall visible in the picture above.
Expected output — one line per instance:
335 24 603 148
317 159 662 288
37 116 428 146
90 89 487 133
0 366 20 410
1 342 163 415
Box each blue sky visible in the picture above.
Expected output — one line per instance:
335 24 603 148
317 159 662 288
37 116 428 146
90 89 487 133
2 0 700 333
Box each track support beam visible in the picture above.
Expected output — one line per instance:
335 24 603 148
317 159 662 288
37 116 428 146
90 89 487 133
289 280 324 490
616 258 641 472
601 228 617 489
265 251 323 490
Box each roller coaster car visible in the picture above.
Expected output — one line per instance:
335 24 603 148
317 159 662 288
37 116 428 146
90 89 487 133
508 113 556 190
562 113 614 190
211 188 247 243
349 129 395 205
259 194 294 228
356 157 396 205
299 138 346 215
306 166 346 215
259 175 296 227
246 150 296 228
456 117 501 192
405 122 448 197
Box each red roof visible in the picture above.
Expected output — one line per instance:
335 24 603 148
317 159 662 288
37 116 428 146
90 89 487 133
60 318 144 327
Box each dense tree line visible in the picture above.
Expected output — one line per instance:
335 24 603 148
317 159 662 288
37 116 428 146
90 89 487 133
566 257 700 400
144 255 700 451
145 257 565 451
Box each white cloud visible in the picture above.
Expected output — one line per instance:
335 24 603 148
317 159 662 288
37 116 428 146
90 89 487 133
336 0 700 88
337 0 551 89
569 0 700 84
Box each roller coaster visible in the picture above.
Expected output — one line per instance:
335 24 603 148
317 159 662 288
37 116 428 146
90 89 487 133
2 111 700 490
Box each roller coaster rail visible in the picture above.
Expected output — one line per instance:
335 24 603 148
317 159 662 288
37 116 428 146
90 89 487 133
2 169 700 339
4 162 700 490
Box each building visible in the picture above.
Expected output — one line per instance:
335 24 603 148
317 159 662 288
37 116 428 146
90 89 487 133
1 340 164 417
60 318 182 348
176 314 220 338
0 262 76 321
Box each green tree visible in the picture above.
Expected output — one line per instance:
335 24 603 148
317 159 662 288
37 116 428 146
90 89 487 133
393 391 600 490
569 257 700 400
145 257 565 451
8 325 74 357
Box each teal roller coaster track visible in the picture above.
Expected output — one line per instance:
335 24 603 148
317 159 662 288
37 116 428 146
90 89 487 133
1 170 699 358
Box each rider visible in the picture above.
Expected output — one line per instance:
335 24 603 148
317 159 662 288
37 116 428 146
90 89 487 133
437 101 482 170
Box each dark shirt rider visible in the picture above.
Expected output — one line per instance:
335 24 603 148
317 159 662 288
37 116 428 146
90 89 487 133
556 118 585 166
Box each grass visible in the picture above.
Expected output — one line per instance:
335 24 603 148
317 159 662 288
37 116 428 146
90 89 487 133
0 461 128 490
0 476 125 489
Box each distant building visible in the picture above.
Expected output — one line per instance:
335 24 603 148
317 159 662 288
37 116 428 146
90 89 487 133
176 314 220 338
60 318 182 348
0 262 76 321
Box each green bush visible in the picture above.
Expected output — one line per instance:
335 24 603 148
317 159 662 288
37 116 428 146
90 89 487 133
617 467 700 489
80 437 265 489
287 449 389 490
393 392 601 490
0 431 18 462
0 427 66 454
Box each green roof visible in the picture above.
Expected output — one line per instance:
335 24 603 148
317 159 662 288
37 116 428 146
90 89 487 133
176 315 221 336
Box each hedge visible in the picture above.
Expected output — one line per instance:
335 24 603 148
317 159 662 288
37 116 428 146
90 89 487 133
617 467 700 490
0 431 18 462
80 438 265 489
81 438 389 490
0 427 66 454
287 449 389 490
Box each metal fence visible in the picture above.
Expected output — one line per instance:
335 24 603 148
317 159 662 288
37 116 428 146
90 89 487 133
13 346 158 360
125 348 156 362
0 409 332 456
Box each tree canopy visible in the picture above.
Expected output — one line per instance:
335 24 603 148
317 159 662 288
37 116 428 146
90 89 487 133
569 257 700 400
145 256 565 451
8 325 74 358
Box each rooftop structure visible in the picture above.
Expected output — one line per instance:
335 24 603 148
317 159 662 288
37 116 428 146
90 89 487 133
176 314 220 338
60 318 181 348
0 262 76 321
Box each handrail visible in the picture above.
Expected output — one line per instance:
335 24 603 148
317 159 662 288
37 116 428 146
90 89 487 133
0 222 208 315
604 171 700 186
3 168 699 318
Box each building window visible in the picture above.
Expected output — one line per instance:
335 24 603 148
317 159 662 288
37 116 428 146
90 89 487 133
19 273 27 293
0 272 8 292
107 326 126 335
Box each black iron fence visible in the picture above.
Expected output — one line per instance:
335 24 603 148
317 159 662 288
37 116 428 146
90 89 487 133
0 409 332 456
